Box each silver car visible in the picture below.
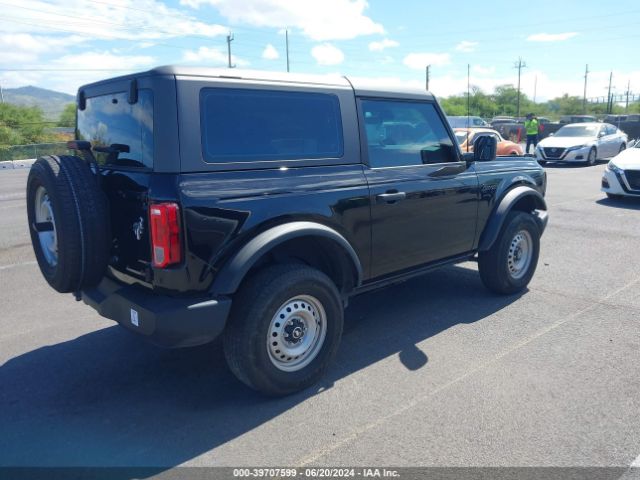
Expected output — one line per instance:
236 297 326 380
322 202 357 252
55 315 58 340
536 122 627 166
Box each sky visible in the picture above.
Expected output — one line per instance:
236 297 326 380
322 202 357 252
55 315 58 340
1 0 639 102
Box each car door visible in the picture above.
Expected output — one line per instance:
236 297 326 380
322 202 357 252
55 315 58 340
595 125 610 158
359 97 480 279
601 124 619 157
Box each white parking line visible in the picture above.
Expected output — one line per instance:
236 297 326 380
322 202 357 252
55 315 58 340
296 276 640 467
0 261 36 271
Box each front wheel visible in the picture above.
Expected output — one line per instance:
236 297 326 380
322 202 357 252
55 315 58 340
586 147 597 166
619 143 626 153
223 264 344 396
478 211 541 295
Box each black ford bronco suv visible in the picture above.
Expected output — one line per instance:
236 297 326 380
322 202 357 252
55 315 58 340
26 67 548 396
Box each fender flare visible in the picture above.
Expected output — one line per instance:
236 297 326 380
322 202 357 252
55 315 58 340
211 221 363 295
478 186 548 251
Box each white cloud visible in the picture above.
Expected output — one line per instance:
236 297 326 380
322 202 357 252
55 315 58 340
455 41 478 52
311 43 345 66
262 44 279 60
182 46 249 67
527 32 578 42
0 33 86 64
52 51 155 70
1 0 228 41
472 65 495 76
368 38 399 52
403 52 451 70
179 0 384 41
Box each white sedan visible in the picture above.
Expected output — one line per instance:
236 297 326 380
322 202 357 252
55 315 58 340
601 140 640 199
536 122 627 166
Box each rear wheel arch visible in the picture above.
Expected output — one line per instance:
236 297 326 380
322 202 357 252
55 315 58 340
478 186 547 252
211 222 363 298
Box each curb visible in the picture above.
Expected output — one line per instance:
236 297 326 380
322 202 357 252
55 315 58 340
0 159 36 171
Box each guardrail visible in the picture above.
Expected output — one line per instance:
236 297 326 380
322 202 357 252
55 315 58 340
0 143 71 162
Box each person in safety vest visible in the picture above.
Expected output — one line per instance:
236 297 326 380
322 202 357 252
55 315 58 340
524 113 539 155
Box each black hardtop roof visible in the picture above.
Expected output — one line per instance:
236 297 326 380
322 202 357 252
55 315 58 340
78 65 435 101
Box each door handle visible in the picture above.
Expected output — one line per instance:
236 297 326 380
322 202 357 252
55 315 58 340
376 191 407 204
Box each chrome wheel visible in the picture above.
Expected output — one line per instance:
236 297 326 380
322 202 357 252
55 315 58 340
267 295 327 372
588 149 596 165
34 186 58 267
507 230 533 280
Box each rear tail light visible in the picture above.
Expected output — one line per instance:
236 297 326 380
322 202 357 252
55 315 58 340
149 202 182 268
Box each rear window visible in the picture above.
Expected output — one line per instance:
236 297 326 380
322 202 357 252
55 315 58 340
200 88 344 163
77 89 154 169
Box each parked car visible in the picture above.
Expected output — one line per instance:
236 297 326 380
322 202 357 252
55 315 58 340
454 128 524 156
535 122 627 166
604 115 634 123
602 140 640 199
491 116 516 125
559 115 598 124
26 66 548 396
447 115 490 128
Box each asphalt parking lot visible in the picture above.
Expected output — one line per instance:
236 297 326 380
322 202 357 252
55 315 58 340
1 164 640 473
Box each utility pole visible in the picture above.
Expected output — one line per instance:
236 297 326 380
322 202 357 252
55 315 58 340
425 65 430 91
514 57 527 118
625 79 631 112
467 64 470 118
583 64 589 113
285 29 290 72
226 32 235 68
606 71 613 114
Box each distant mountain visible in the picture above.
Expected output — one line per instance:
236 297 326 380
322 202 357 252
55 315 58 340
2 86 75 121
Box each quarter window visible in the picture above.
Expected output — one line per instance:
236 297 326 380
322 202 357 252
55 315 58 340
361 100 456 168
200 88 343 163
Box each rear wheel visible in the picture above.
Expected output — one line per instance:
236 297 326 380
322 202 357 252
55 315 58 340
223 264 344 396
478 211 541 295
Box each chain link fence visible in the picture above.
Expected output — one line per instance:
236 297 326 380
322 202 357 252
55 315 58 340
0 143 70 162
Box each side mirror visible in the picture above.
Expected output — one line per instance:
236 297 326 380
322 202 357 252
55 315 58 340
473 135 497 162
549 132 555 137
598 131 606 138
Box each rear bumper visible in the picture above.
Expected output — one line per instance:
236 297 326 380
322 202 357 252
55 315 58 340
81 277 232 348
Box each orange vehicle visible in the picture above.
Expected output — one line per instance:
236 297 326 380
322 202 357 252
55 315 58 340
454 128 524 156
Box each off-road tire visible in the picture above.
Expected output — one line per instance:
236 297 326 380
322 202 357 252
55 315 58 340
478 211 541 295
223 264 343 396
26 155 110 293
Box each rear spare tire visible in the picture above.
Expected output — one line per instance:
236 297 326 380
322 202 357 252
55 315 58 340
26 155 110 293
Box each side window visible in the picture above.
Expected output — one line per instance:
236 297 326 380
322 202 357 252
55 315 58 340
361 99 457 168
200 88 344 163
606 124 617 135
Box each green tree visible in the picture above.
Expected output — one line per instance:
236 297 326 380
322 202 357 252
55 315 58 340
58 103 76 128
0 103 49 145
